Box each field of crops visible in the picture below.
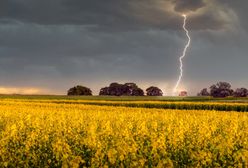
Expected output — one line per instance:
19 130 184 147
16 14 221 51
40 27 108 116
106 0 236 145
0 97 248 167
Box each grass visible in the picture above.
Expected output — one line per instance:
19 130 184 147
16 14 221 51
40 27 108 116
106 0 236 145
1 94 248 102
1 95 248 112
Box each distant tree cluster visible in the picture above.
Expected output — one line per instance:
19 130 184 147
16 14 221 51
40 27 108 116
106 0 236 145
67 83 164 96
67 82 248 98
233 88 248 97
99 83 144 96
198 81 248 98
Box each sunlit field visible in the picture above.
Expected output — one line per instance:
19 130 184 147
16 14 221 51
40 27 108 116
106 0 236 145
0 97 247 167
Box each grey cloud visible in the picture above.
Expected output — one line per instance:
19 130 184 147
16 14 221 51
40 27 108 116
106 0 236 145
221 1 248 31
0 23 183 93
0 0 235 31
172 0 206 13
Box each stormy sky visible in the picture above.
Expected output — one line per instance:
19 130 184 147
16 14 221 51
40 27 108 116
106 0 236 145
0 0 247 95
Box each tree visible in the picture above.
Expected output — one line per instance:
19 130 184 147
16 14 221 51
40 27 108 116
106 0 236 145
123 83 142 96
210 82 233 98
233 88 248 97
146 86 163 96
108 83 123 96
132 88 144 96
99 82 144 96
197 88 210 96
99 87 109 96
67 85 92 96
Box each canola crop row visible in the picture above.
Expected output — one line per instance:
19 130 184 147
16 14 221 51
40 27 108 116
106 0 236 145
0 99 247 167
77 101 248 112
2 98 248 112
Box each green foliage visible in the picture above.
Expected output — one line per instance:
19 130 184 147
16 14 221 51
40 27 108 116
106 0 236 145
67 85 92 96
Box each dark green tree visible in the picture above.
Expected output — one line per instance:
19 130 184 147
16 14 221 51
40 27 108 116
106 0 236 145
99 82 144 96
146 86 163 96
233 88 248 97
210 82 233 98
197 88 210 96
67 85 92 96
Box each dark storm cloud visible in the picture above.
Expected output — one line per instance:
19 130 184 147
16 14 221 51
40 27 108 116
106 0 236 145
0 0 150 28
0 0 233 31
172 0 206 13
0 0 247 95
221 0 248 30
0 22 182 93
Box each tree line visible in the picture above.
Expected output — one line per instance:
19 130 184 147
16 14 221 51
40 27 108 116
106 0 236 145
198 81 248 97
67 81 248 98
67 83 163 96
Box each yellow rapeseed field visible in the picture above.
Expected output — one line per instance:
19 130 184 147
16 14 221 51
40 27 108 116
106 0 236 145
7 99 248 112
0 99 247 167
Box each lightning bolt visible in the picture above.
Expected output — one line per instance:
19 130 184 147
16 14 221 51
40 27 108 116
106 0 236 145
173 14 191 95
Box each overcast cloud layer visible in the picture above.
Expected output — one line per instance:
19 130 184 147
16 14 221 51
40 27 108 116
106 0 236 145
0 0 247 95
